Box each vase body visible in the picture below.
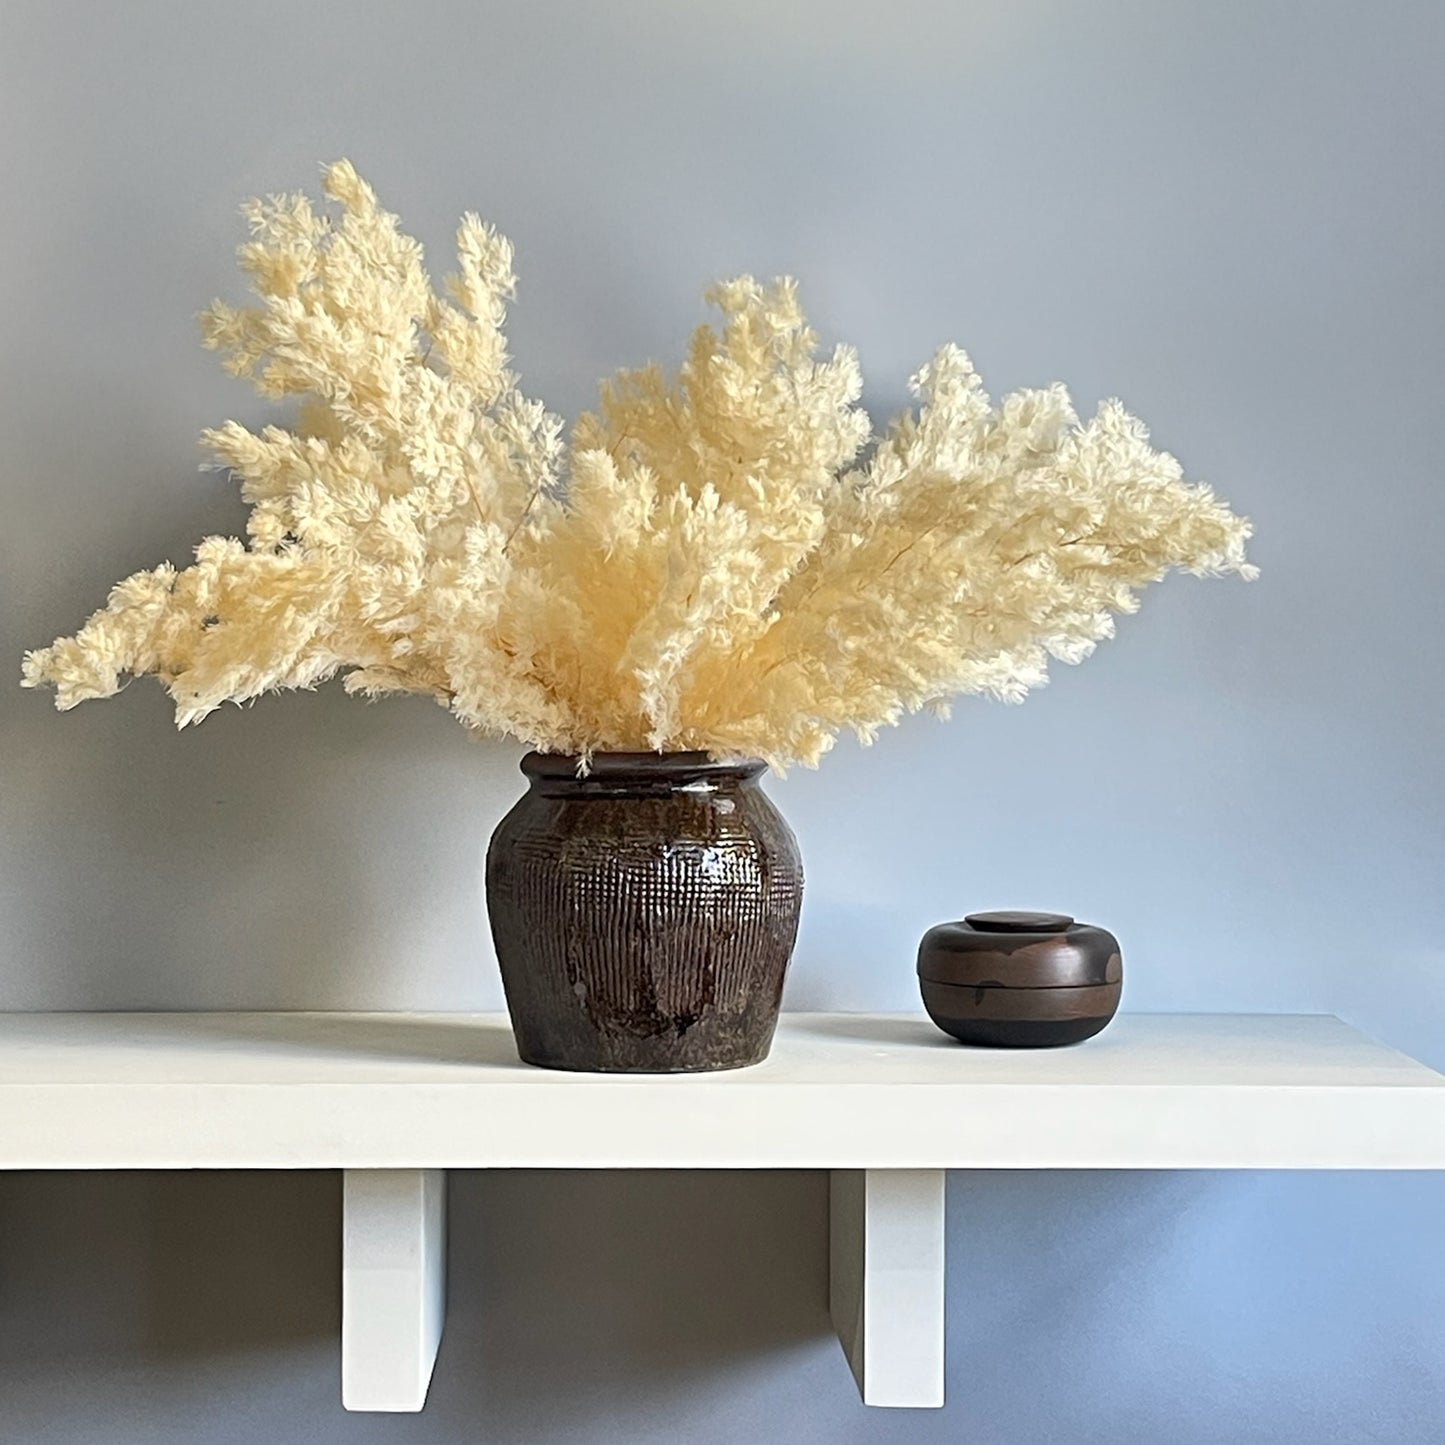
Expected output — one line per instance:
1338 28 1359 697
486 752 804 1072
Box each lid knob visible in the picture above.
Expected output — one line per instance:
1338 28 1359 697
964 910 1075 933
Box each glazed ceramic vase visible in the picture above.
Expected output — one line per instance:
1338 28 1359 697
486 752 804 1073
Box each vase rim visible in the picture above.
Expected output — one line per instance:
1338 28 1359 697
520 750 766 784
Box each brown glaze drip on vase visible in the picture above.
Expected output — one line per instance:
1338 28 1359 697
486 752 804 1072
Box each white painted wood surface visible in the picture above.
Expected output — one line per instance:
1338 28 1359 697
0 1010 1441 1414
342 1168 447 1412
830 1169 946 1407
0 1012 1440 1170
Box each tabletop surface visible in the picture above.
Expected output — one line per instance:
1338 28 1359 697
0 1012 1439 1170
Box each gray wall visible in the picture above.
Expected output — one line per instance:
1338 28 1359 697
3 1 1443 1440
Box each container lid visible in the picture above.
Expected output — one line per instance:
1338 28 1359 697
917 912 1120 988
964 910 1074 933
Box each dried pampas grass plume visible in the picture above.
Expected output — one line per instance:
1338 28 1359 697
24 161 1254 770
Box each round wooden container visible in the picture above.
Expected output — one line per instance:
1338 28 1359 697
917 910 1122 1048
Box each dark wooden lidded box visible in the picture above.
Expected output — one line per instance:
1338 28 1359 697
917 910 1122 1048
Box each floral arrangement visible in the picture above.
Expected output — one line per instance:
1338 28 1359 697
24 162 1254 769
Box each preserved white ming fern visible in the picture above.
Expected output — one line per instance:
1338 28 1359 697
24 162 1254 769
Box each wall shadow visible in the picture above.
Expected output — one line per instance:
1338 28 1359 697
0 1167 832 1434
426 1168 832 1439
0 1171 338 1369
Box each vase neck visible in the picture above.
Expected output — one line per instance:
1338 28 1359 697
520 751 765 797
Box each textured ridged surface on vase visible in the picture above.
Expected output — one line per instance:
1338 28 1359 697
486 752 804 1072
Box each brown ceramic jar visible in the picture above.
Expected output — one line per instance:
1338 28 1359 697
917 910 1122 1048
486 752 804 1073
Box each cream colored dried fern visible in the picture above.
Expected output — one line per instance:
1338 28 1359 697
23 162 1254 769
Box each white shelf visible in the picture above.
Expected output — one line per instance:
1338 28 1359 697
1 1011 1442 1412
0 1011 1441 1170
